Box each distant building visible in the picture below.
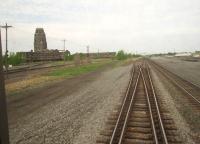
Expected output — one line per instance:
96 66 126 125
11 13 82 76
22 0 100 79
20 28 115 62
192 51 200 57
77 52 116 59
19 28 66 61
34 28 47 52
89 52 116 58
192 53 200 57
175 52 191 57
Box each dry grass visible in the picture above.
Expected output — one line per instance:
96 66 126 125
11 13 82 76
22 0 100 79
5 59 113 94
6 59 138 94
6 76 56 94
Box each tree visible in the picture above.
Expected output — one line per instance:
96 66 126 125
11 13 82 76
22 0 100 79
116 50 127 60
7 52 25 66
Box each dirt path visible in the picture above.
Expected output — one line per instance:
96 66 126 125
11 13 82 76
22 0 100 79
8 64 132 144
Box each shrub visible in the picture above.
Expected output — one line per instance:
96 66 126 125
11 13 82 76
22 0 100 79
7 52 25 66
116 50 127 60
64 51 74 61
116 50 140 60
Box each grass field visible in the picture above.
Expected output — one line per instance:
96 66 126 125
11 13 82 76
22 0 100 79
47 58 139 78
6 58 138 94
47 60 113 78
6 60 114 94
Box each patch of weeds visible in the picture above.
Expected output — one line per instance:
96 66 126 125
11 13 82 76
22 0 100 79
47 61 111 78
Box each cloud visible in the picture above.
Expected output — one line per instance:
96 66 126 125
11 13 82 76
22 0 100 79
0 0 200 54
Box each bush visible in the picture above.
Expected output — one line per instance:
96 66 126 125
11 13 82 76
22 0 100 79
116 50 140 60
64 51 74 61
7 52 25 66
68 54 74 61
79 53 86 60
116 50 127 60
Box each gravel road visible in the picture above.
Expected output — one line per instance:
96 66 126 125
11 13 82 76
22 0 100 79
151 57 200 87
8 64 132 144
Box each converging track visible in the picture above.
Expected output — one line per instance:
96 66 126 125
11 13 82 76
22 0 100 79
149 60 200 111
97 62 181 144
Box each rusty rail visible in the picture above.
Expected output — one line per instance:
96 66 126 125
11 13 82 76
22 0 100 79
109 65 136 144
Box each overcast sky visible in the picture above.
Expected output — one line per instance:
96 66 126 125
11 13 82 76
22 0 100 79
0 0 200 54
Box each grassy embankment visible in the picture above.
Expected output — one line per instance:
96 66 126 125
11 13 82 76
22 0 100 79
6 59 114 94
47 60 113 78
48 57 140 78
6 58 139 94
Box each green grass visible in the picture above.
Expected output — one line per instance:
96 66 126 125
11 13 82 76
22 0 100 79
47 61 112 78
47 57 138 78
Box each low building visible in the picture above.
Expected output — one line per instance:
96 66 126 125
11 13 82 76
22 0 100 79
175 52 191 57
88 52 116 58
19 50 67 62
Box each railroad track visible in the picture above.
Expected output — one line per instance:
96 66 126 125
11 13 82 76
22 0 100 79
149 60 200 111
5 63 72 74
6 60 96 75
97 63 181 144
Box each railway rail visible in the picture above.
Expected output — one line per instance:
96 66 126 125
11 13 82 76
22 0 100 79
5 63 72 74
6 59 100 75
97 63 181 144
149 60 200 110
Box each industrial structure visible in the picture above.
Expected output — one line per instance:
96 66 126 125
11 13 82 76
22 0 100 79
20 28 68 62
34 28 47 52
19 28 116 62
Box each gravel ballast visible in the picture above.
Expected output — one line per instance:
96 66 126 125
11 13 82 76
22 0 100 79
151 57 200 87
150 66 195 144
8 64 132 144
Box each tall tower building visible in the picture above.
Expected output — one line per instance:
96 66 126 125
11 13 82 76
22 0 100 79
34 28 47 52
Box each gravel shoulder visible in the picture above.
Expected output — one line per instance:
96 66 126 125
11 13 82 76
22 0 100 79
8 64 132 144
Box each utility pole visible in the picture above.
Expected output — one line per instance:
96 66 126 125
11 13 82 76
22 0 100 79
62 39 66 51
98 48 99 58
1 23 12 78
86 45 90 63
62 39 66 62
87 45 89 58
0 27 10 144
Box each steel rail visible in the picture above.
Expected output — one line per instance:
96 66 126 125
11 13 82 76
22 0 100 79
146 64 169 144
118 68 141 144
140 68 159 144
151 60 200 90
109 65 135 144
6 63 72 74
151 61 200 105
